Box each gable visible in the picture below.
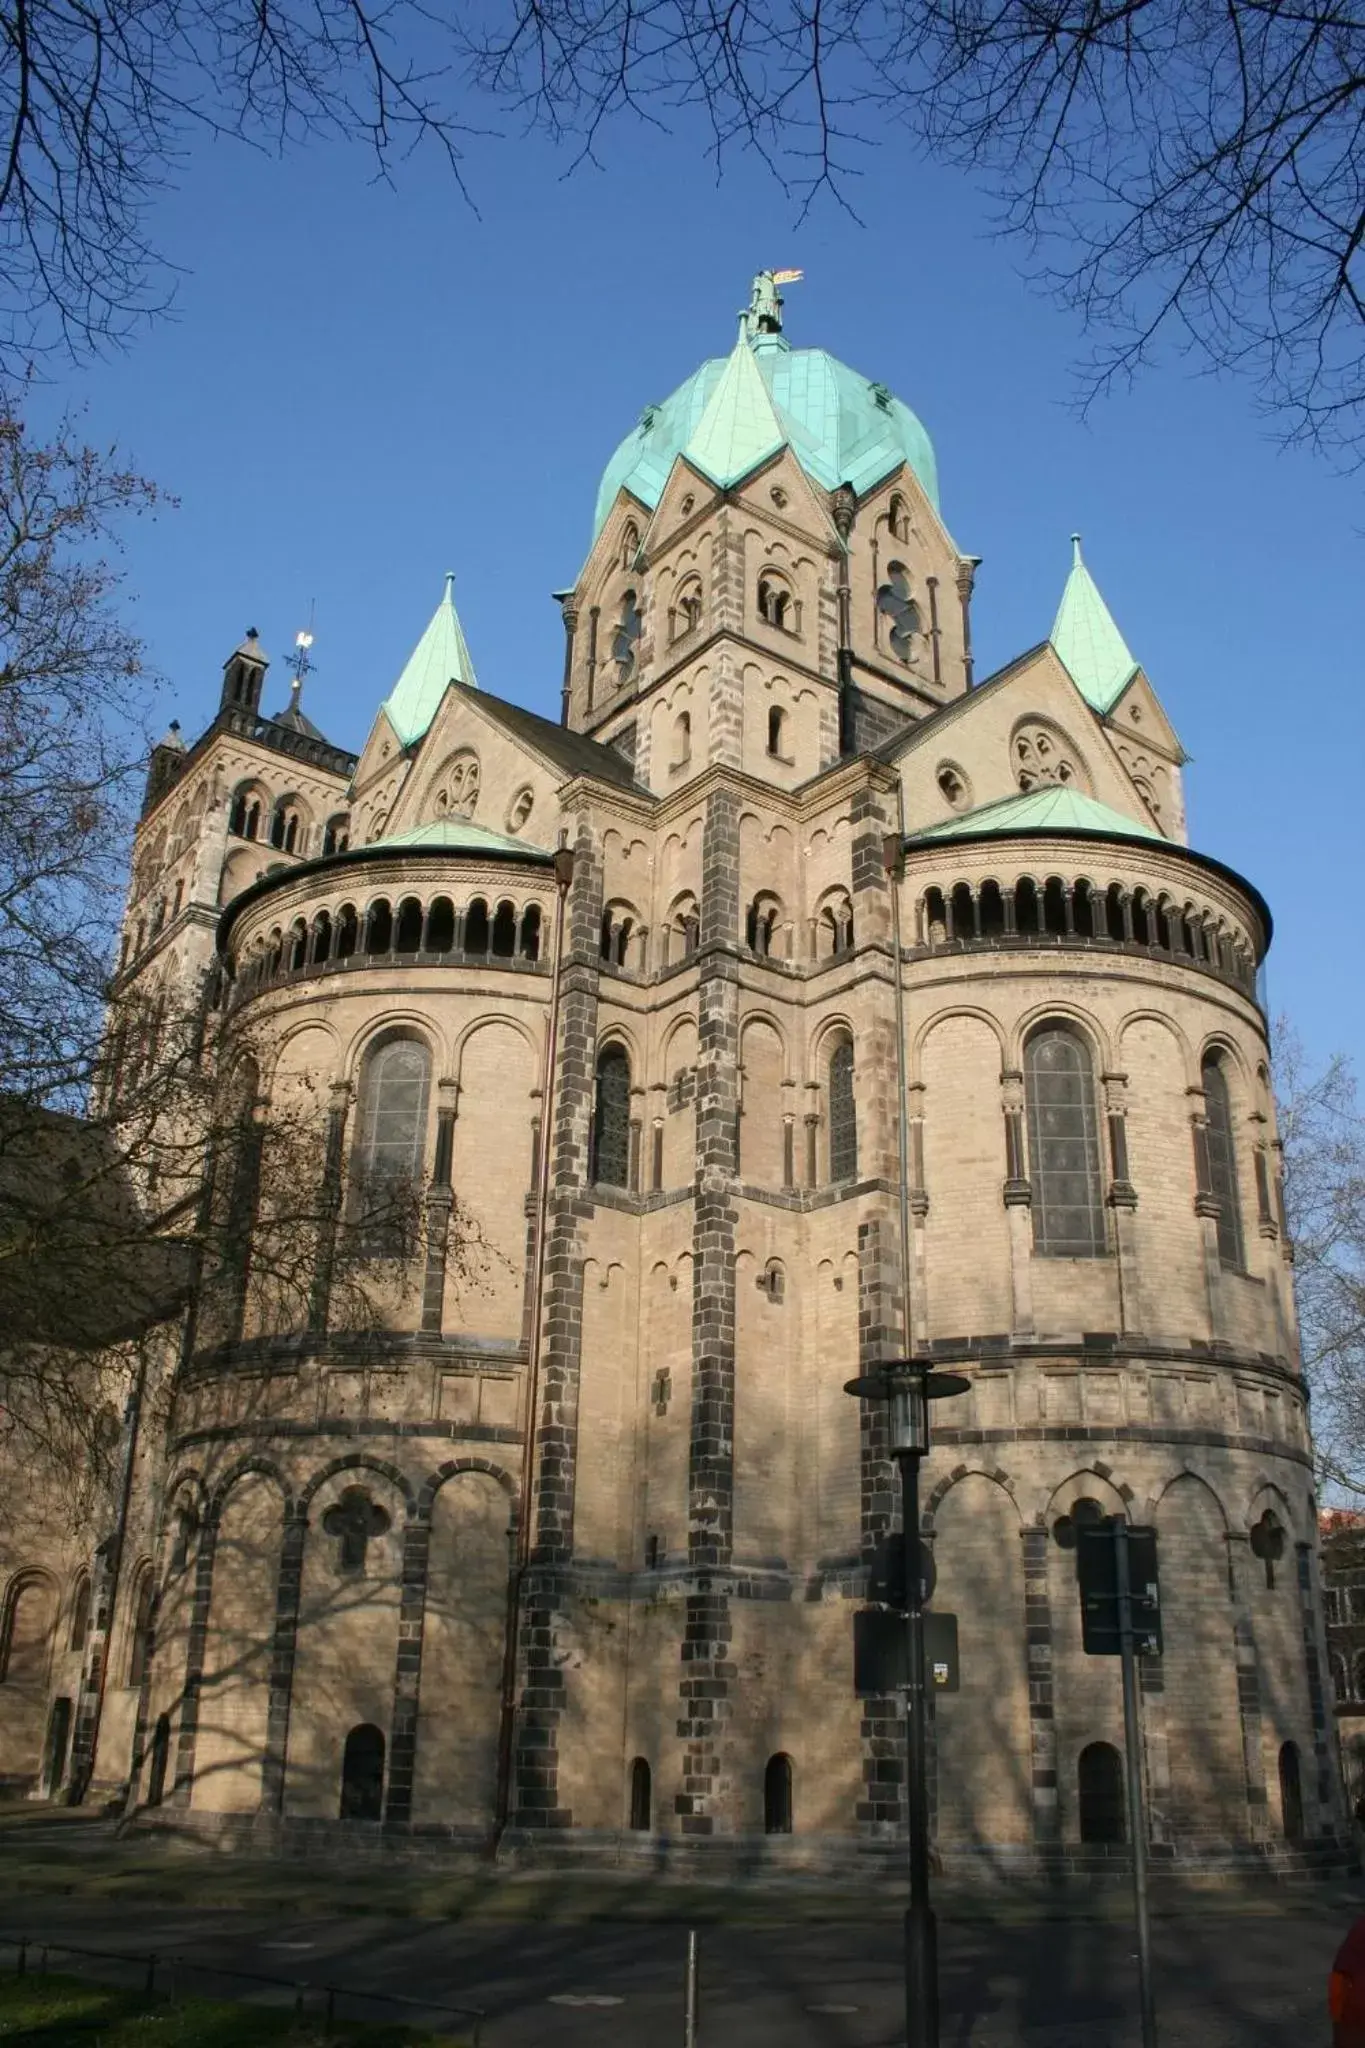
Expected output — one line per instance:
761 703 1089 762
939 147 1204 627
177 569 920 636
889 643 1171 840
1104 668 1186 762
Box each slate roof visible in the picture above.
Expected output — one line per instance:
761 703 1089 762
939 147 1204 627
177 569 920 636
444 679 642 791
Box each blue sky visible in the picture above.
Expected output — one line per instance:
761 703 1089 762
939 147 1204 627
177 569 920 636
37 109 1363 1068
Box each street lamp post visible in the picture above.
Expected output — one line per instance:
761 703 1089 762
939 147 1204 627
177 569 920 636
845 1359 968 2048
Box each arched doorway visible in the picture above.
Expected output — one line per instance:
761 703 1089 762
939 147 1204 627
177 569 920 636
1077 1742 1126 1844
340 1723 385 1821
1279 1741 1304 1842
764 1752 793 1835
43 1698 72 1797
147 1714 171 1808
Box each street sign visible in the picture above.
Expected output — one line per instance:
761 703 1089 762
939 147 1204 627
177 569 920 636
869 1535 936 1609
1077 1520 1162 1657
854 1609 959 1696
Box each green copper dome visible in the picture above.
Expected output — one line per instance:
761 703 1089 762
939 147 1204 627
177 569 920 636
593 310 939 539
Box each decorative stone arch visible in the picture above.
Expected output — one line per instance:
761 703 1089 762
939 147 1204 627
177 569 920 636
342 1012 446 1089
452 1009 540 1085
908 1005 1008 1087
0 1566 60 1679
923 1463 1022 1532
298 1452 417 1521
262 1016 343 1092
1197 1028 1253 1090
1008 712 1093 795
1010 1001 1114 1075
207 1456 294 1526
415 1455 520 1523
807 1012 858 1085
739 1009 791 1081
1145 1464 1233 1534
1039 1466 1132 1533
1117 1006 1195 1082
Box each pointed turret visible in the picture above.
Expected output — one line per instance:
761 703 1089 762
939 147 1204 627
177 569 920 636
219 629 269 718
382 575 479 748
682 332 788 490
1050 535 1140 714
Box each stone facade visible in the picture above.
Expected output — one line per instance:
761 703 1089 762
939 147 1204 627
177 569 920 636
0 280 1347 1878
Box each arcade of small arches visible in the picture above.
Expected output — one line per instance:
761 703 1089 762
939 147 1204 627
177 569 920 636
590 1026 858 1193
228 783 351 859
916 873 1257 998
223 889 548 1008
598 889 854 974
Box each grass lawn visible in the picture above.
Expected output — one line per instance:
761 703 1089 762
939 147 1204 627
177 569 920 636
0 1970 469 2044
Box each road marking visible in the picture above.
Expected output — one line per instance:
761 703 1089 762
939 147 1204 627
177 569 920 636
548 1993 625 2007
262 1942 316 1951
805 2003 861 2015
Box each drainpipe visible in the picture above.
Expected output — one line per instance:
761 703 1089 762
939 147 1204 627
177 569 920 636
491 838 575 1847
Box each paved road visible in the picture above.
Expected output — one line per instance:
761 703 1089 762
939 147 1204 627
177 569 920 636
0 1893 1349 2044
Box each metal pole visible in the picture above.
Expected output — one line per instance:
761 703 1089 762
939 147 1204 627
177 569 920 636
683 1927 699 2048
1115 1522 1157 2048
901 1450 938 2048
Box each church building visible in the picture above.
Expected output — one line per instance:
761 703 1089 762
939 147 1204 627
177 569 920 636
0 272 1346 1875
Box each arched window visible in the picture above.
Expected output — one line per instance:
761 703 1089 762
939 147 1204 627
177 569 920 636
424 898 455 954
672 709 692 766
613 589 643 684
309 910 333 964
764 1752 793 1834
128 1569 154 1689
340 1723 385 1821
767 705 788 758
1024 1027 1106 1257
746 895 780 958
1202 1053 1244 1268
519 904 542 961
465 898 489 956
593 1044 632 1188
876 561 919 662
353 1038 431 1244
364 899 392 955
288 920 308 972
1077 1741 1126 1843
322 1488 391 1575
335 905 359 959
757 574 794 631
68 1575 92 1654
629 1756 652 1831
672 580 703 640
1279 1740 1304 1842
147 1713 171 1807
828 1036 857 1183
888 492 910 542
492 900 518 957
0 1577 54 1683
322 814 350 857
620 521 640 570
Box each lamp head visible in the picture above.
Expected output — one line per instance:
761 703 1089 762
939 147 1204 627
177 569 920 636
844 1359 969 1457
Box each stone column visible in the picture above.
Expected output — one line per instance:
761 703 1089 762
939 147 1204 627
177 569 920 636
511 815 603 1832
261 1511 306 1813
676 786 741 1841
1188 1084 1225 1341
1001 1070 1035 1338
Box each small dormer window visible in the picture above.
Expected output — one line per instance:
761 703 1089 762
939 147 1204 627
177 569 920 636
876 562 920 663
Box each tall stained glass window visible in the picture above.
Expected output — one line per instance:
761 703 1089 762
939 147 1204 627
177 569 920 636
593 1044 632 1188
1202 1053 1244 1267
1025 1027 1106 1256
828 1037 857 1183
